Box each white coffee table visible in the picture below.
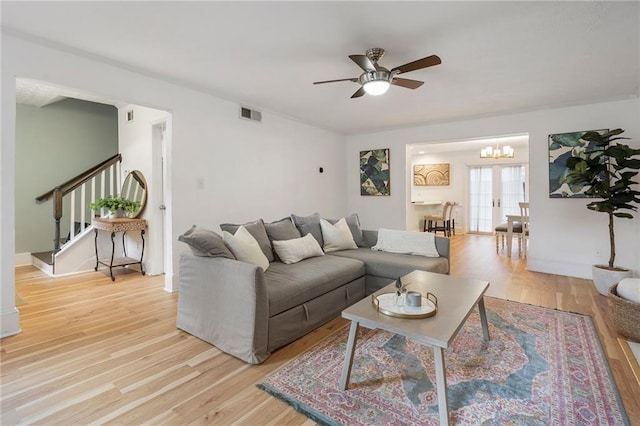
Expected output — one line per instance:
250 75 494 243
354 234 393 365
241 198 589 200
340 270 490 426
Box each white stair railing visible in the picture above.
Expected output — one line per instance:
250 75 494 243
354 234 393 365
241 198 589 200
65 161 120 246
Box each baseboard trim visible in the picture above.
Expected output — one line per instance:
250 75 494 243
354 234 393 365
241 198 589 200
527 256 591 279
14 252 32 267
1 307 21 338
166 272 177 293
52 267 97 278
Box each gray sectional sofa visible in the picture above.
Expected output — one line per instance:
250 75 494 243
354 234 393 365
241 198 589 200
177 216 450 364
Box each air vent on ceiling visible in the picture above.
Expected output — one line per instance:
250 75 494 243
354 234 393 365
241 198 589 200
240 106 262 123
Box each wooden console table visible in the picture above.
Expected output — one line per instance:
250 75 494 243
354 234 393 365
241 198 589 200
93 218 146 281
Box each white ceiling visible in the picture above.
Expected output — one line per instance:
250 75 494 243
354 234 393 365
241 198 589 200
2 1 639 135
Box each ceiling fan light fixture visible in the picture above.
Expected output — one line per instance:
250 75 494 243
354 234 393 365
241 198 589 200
313 48 441 98
363 80 390 96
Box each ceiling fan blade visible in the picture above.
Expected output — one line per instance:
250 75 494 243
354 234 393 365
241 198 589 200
313 77 359 85
391 77 424 89
351 87 366 98
349 54 376 72
391 55 441 74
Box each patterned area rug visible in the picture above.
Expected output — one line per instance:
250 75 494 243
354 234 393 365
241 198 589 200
258 297 629 425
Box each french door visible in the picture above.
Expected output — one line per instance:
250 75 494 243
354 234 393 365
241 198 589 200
468 164 527 233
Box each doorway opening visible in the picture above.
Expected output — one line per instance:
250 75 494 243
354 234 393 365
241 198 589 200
14 78 173 289
407 134 529 234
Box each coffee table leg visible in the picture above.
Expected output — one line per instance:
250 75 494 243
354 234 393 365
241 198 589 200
478 297 490 342
433 346 449 426
340 321 360 390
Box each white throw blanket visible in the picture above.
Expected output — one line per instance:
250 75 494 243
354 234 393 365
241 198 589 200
372 228 440 257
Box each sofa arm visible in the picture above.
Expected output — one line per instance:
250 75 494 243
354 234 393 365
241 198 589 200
362 229 379 247
434 237 450 270
177 252 270 364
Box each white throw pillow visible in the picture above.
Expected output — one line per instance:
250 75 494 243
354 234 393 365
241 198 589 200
320 218 358 253
222 226 270 271
272 233 325 264
372 228 440 257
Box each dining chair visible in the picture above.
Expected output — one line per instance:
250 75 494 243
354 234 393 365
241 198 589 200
494 202 528 256
495 221 524 255
447 202 456 235
424 202 453 236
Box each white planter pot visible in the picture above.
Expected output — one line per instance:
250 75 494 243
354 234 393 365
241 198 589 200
107 208 125 219
592 265 632 296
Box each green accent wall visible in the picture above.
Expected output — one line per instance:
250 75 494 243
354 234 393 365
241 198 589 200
15 98 118 254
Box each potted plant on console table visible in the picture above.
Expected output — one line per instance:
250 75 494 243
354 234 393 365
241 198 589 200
565 128 640 296
90 196 141 219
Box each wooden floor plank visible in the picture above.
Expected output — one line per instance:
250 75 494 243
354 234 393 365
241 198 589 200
2 235 639 425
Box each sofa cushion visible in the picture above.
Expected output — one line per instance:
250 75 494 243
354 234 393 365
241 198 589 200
291 212 324 247
220 219 274 262
222 226 270 271
265 255 365 317
327 213 366 247
264 217 301 242
320 218 358 253
328 248 449 279
178 225 235 259
272 233 324 264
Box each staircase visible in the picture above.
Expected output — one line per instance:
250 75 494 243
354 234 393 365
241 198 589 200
32 251 55 275
32 154 122 276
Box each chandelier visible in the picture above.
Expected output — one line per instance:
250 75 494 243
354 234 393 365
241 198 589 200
480 144 514 159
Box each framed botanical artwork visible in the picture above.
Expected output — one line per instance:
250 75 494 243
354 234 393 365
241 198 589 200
413 163 450 186
360 149 390 196
548 129 607 198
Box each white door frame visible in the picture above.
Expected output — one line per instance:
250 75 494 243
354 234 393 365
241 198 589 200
151 117 174 292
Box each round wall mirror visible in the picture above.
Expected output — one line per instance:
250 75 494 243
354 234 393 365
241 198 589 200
121 170 147 218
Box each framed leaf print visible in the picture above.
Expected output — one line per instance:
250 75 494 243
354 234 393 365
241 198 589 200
548 129 607 198
360 149 390 196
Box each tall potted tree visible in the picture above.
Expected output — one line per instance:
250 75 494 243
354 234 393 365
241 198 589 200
565 128 640 295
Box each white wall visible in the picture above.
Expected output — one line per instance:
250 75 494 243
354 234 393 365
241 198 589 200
347 98 640 279
1 34 347 337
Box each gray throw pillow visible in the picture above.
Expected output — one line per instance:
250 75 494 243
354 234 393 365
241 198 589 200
326 213 366 247
220 219 274 262
265 217 301 242
178 225 235 258
265 217 302 262
291 212 323 247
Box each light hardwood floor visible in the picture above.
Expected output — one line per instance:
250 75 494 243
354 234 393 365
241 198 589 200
2 234 639 425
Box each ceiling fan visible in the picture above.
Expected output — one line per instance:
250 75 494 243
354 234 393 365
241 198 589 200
313 48 441 98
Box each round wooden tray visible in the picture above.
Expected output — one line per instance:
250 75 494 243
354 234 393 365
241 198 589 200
371 292 438 319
